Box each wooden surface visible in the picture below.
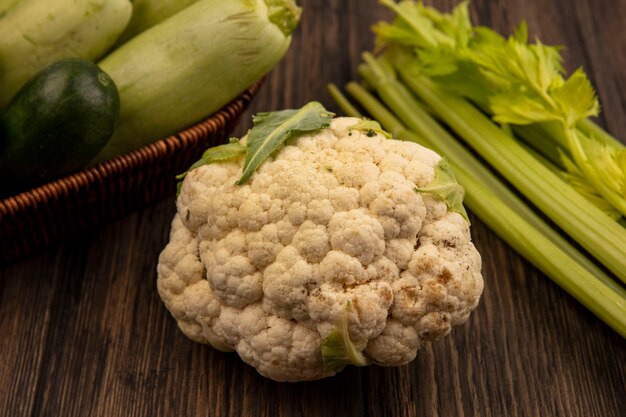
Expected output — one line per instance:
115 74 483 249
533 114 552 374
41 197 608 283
1 1 625 416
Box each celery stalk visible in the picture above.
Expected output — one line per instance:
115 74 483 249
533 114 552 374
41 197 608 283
327 84 363 118
512 124 566 169
373 1 626 219
349 64 626 293
512 124 625 220
578 118 624 149
392 67 626 284
328 82 626 337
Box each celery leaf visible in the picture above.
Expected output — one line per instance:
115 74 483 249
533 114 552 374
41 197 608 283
378 0 440 48
551 68 599 126
558 149 623 220
490 93 560 125
584 136 625 196
512 20 528 43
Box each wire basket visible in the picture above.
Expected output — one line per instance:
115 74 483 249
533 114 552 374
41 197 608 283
0 80 262 264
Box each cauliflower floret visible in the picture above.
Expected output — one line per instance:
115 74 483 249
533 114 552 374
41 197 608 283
157 117 483 382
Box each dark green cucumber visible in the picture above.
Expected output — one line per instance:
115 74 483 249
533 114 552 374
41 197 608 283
0 58 120 195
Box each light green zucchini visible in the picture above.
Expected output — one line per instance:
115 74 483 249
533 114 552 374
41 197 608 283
92 0 300 163
0 0 132 108
0 0 20 17
116 0 200 44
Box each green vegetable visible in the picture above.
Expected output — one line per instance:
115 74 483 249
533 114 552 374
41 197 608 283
92 0 301 164
533 141 624 220
351 3 626 285
577 118 625 149
0 0 19 16
393 62 626 284
415 158 469 223
328 80 626 337
375 0 626 219
116 0 200 45
0 0 132 108
0 58 120 194
326 1 626 334
328 83 363 118
175 138 246 194
237 101 334 184
321 301 370 372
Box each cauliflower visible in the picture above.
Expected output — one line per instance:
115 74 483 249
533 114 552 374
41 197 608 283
157 106 483 382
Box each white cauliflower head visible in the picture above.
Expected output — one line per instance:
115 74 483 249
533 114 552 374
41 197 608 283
157 114 483 382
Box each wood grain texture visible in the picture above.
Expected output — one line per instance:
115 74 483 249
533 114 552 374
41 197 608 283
1 1 625 416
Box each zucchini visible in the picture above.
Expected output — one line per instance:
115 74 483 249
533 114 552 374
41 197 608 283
91 0 301 163
0 58 120 195
116 0 200 45
0 0 132 108
0 0 20 17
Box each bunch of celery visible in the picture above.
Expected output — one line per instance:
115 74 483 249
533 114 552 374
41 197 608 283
374 0 626 222
328 0 626 336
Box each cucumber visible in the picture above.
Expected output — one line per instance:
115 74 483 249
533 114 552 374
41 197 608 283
0 0 132 108
0 58 120 195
